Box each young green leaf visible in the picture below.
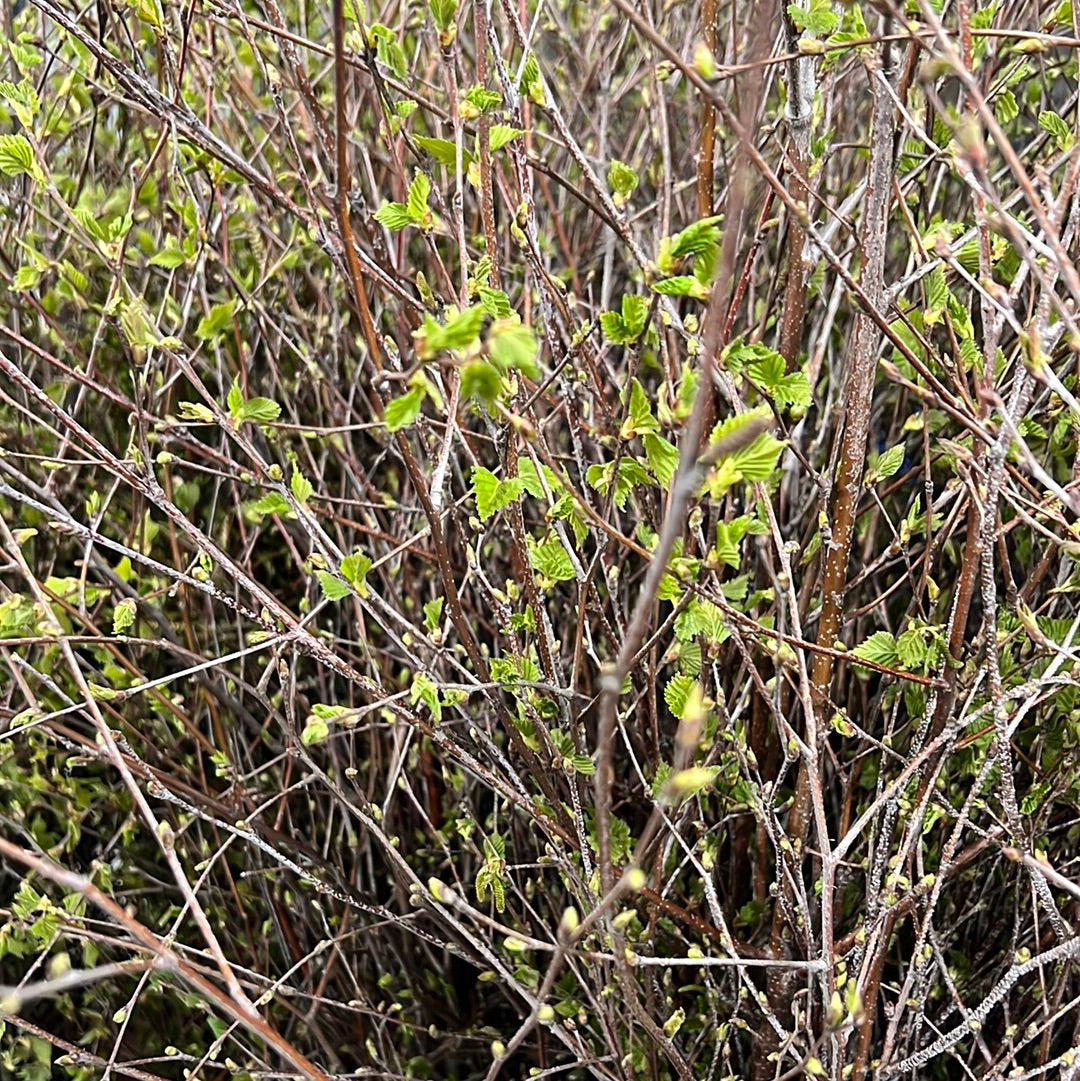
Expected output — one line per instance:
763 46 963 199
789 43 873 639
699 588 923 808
148 237 189 269
487 124 524 151
316 570 352 602
0 133 42 182
586 457 653 510
195 299 236 342
622 378 659 438
248 492 291 518
850 630 899 667
657 215 721 275
384 386 424 431
461 361 502 405
488 320 540 377
651 275 707 299
643 433 679 488
416 305 485 357
0 79 40 128
430 0 457 33
226 380 244 421
728 432 785 482
866 443 906 484
464 86 502 114
112 598 137 635
1039 110 1073 151
238 397 281 424
406 171 433 228
664 674 697 719
528 537 576 582
340 550 372 597
290 469 313 504
300 716 330 745
415 135 474 169
607 159 638 206
423 596 444 633
374 201 412 230
410 672 443 722
471 466 525 520
517 457 561 499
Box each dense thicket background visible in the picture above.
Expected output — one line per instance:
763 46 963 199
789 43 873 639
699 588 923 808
3 0 1080 1079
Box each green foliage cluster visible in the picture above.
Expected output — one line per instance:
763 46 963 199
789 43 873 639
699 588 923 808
2 0 1080 1079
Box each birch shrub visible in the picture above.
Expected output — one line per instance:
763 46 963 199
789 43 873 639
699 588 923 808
2 1 1080 1079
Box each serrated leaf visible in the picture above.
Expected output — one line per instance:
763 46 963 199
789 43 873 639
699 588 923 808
923 264 947 325
239 397 281 424
0 79 40 128
869 443 905 483
464 86 502 113
148 239 188 268
415 135 473 168
651 276 703 298
176 401 214 423
340 550 372 597
316 570 352 601
772 372 811 415
374 201 411 230
195 300 236 342
670 215 723 258
423 596 444 633
406 171 431 223
664 674 696 719
528 537 576 582
112 598 137 635
607 159 638 204
708 406 773 453
300 717 330 745
721 574 750 603
478 287 513 318
384 386 424 431
1039 110 1073 150
994 89 1018 125
488 320 539 377
471 466 524 520
461 360 502 404
850 630 899 666
12 264 43 291
643 433 679 488
599 310 629 343
488 124 523 151
517 457 561 499
226 380 244 419
624 378 659 438
249 492 290 517
290 469 313 503
600 294 649 345
658 215 722 274
729 432 785 482
520 52 540 94
0 133 41 182
674 599 726 644
746 348 786 388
